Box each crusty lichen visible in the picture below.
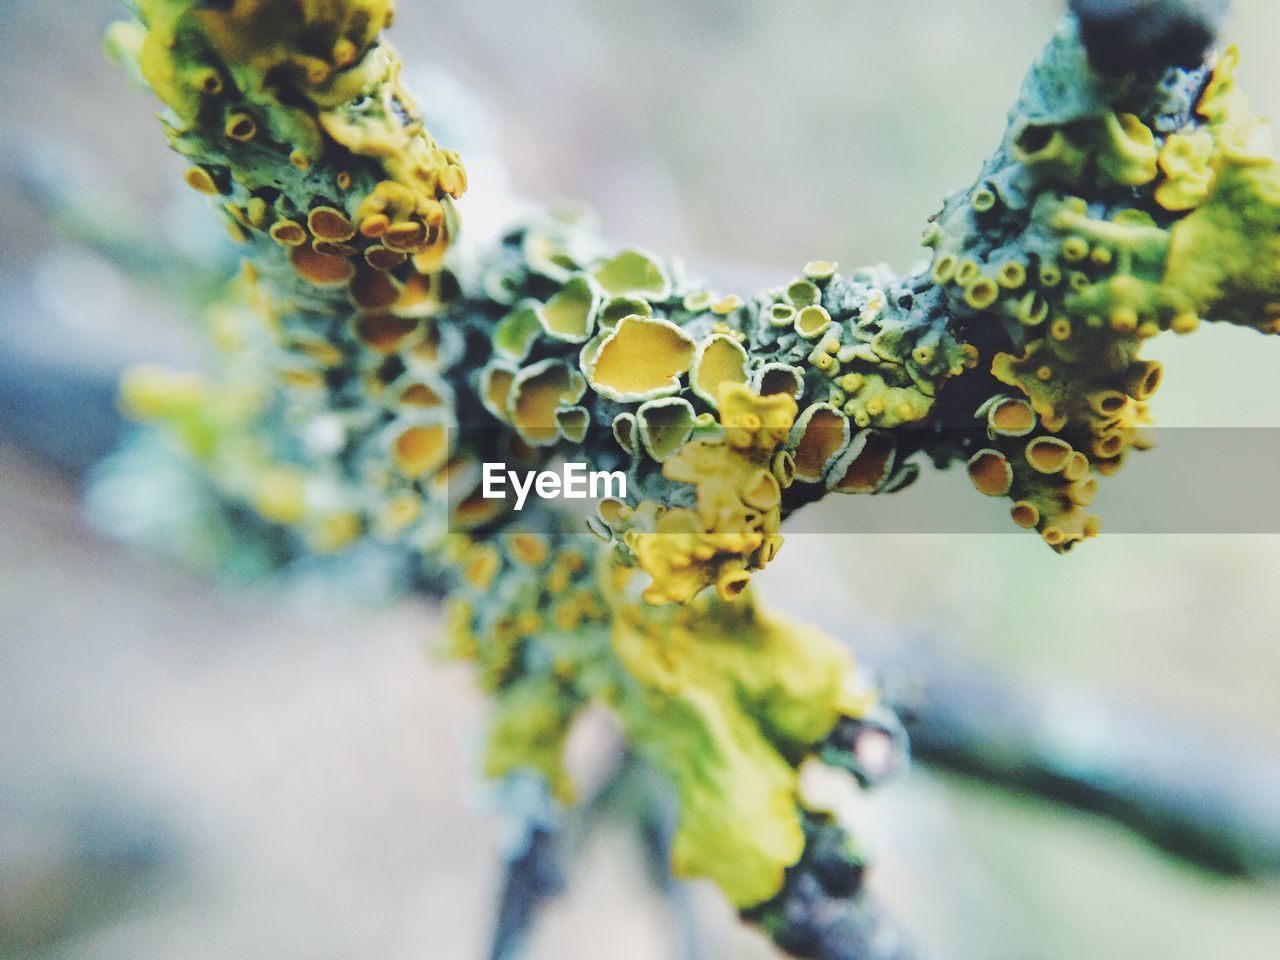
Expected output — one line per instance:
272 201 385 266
105 0 1280 938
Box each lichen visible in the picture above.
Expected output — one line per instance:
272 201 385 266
105 0 1280 939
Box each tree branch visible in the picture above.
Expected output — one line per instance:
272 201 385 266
872 648 1280 878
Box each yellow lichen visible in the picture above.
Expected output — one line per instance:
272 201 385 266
636 397 697 462
790 404 850 483
629 384 796 604
591 250 669 299
391 422 448 477
539 277 597 343
691 334 749 406
829 431 895 494
606 586 862 907
967 449 1013 497
510 359 581 446
585 315 695 402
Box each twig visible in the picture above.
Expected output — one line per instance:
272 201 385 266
872 648 1280 879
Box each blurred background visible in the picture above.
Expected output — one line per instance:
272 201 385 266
2 1 1280 957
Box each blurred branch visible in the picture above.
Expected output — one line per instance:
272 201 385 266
1070 0 1229 72
528 750 913 960
488 753 715 960
0 314 126 474
873 648 1280 879
10 141 234 305
489 821 564 960
601 756 713 960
